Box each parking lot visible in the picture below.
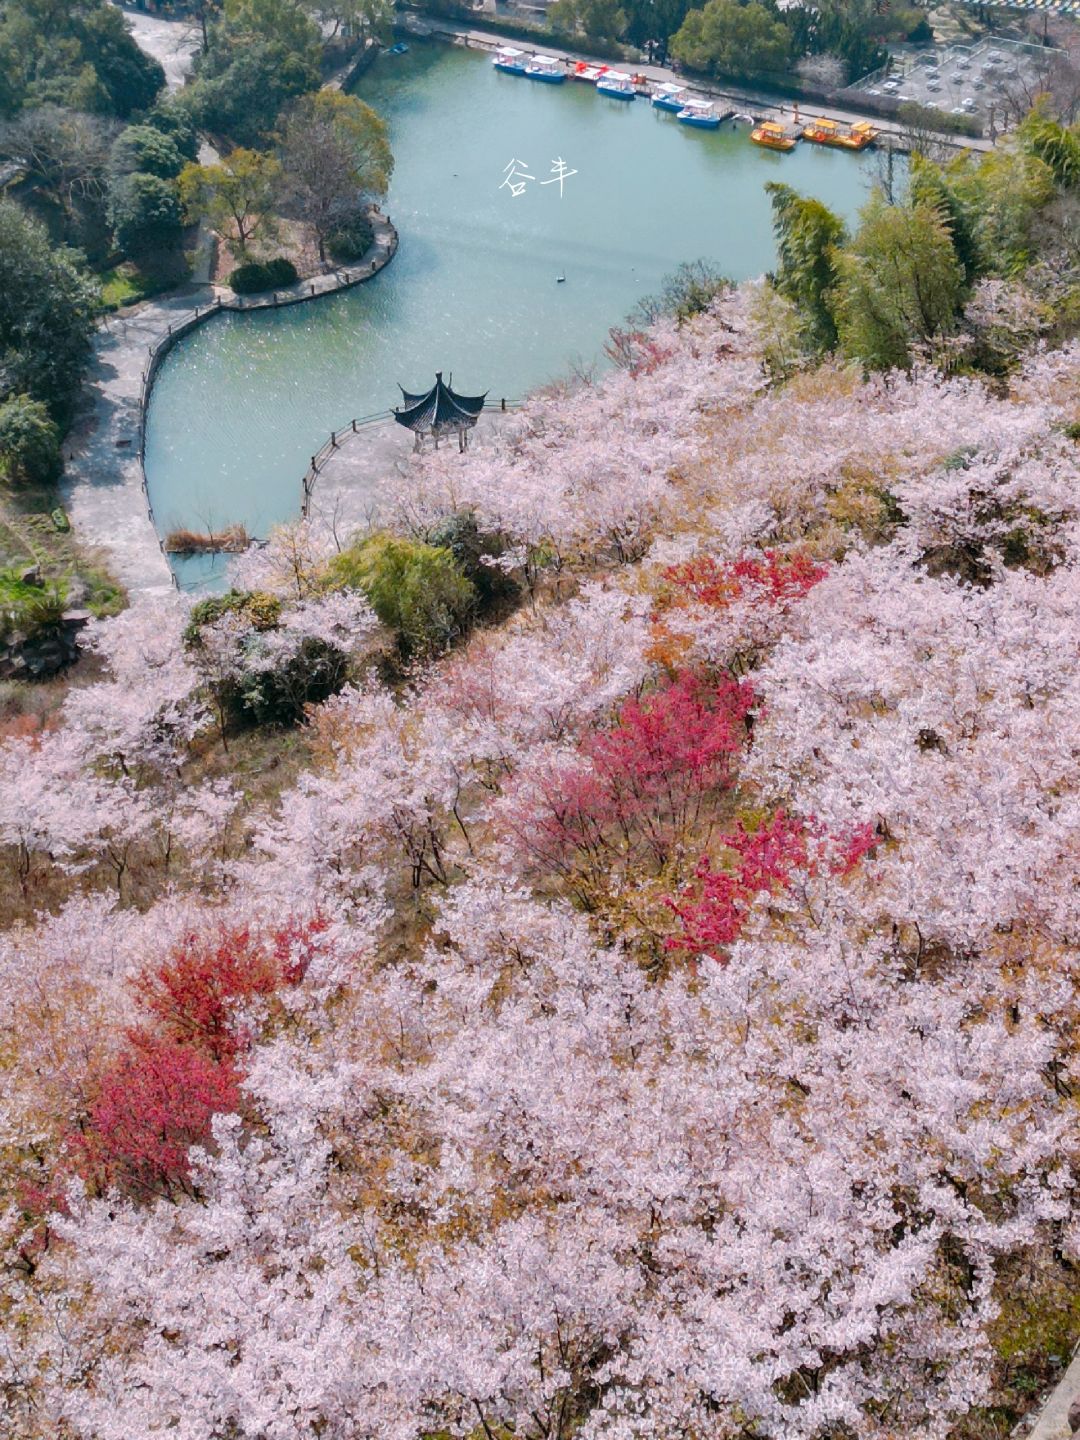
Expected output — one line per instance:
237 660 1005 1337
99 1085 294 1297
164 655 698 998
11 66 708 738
849 37 1056 128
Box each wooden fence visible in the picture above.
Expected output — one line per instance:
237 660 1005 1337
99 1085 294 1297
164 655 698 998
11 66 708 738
299 398 525 518
134 220 401 584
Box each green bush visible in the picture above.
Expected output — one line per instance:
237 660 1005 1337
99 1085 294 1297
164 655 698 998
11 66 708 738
185 589 348 729
0 394 61 486
231 637 350 726
107 170 183 260
327 213 374 264
228 257 299 294
330 532 477 660
144 99 199 162
185 588 281 645
110 124 186 180
0 568 67 646
424 510 517 611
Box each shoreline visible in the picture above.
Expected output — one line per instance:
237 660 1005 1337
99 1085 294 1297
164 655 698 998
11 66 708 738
408 16 996 154
62 210 399 601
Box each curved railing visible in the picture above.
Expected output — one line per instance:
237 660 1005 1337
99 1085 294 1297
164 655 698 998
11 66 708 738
298 398 524 518
134 217 400 580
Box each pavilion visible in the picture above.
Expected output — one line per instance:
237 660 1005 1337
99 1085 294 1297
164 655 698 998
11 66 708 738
394 372 488 452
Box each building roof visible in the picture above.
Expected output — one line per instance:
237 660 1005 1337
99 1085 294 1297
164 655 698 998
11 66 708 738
394 372 488 433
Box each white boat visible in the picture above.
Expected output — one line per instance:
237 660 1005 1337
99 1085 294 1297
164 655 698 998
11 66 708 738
595 70 635 99
492 46 527 75
572 61 605 81
525 54 566 83
677 97 721 129
651 81 687 112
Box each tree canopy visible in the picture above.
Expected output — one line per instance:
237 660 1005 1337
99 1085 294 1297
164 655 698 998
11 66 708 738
0 0 164 120
187 0 322 146
278 91 392 260
179 147 282 256
0 197 99 425
766 182 847 352
831 193 965 371
670 0 791 80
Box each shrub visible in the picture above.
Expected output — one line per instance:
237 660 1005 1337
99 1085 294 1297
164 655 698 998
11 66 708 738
330 532 477 660
144 98 199 162
232 636 350 726
185 588 281 644
185 588 353 729
0 394 61 485
107 170 184 261
327 212 374 263
110 124 186 180
0 568 67 647
228 257 299 294
424 510 518 610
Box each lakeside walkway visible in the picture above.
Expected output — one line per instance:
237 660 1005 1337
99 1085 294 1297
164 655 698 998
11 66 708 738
63 211 398 601
420 19 998 154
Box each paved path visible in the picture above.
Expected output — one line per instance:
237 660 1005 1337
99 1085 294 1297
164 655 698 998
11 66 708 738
426 20 997 153
304 410 513 543
64 291 209 600
64 213 398 600
113 4 199 92
1023 1347 1080 1440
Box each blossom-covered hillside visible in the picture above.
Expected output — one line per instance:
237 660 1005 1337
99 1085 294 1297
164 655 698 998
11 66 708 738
2 285 1079 1440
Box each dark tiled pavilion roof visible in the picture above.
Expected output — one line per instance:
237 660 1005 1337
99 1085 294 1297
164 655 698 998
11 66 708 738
394 372 487 434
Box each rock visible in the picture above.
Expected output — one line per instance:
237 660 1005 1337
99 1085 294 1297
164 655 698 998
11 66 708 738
61 609 93 629
1067 1393 1080 1433
23 638 66 676
18 565 42 587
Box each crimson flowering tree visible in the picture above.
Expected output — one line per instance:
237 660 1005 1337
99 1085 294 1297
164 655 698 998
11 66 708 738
56 920 326 1205
68 1033 241 1202
667 811 878 960
650 548 830 674
134 920 321 1063
662 549 829 609
509 671 755 905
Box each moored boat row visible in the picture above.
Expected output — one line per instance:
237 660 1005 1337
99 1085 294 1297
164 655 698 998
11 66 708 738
751 114 878 151
490 50 878 152
800 116 877 149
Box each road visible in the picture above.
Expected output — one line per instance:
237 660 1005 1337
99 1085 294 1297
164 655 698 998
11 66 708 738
113 4 200 92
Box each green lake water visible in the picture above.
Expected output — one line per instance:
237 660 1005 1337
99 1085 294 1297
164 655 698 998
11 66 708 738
145 43 887 584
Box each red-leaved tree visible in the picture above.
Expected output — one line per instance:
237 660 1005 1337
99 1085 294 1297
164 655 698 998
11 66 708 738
511 671 755 901
667 812 877 961
68 1033 241 1202
661 550 828 611
57 919 326 1206
134 921 321 1063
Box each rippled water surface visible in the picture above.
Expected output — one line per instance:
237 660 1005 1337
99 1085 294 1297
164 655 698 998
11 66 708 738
145 44 887 577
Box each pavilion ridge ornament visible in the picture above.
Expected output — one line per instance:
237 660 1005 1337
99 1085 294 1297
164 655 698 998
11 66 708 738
394 372 487 452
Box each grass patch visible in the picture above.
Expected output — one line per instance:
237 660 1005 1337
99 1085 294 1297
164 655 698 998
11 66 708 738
0 508 125 620
96 262 178 313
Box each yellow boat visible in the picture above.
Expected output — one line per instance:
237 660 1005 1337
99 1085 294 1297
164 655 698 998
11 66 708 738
751 120 798 152
802 116 878 150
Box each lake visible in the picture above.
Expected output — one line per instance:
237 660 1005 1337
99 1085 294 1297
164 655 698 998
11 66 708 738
145 42 887 584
